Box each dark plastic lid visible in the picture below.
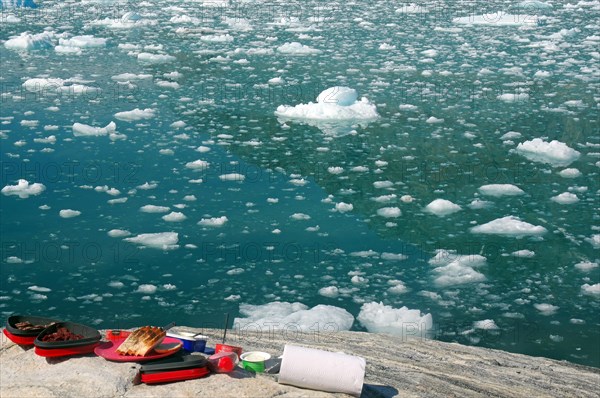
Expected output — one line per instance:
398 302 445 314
6 315 61 337
34 321 101 349
141 354 209 374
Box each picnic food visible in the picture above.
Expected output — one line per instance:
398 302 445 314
116 326 166 356
15 321 55 332
40 327 83 342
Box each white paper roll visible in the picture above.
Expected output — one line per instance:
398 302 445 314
278 344 366 397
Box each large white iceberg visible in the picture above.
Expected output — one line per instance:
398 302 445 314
275 87 378 121
233 302 354 332
4 31 54 50
72 121 117 137
124 232 179 250
470 216 547 237
513 138 581 167
357 302 433 338
1 179 45 198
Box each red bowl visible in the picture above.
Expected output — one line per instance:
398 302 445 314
215 343 243 359
141 367 210 384
3 328 36 345
34 343 99 358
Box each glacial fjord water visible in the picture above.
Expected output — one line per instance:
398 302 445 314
0 0 598 367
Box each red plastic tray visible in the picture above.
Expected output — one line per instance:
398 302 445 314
94 337 182 362
4 329 36 345
34 342 99 357
141 367 210 384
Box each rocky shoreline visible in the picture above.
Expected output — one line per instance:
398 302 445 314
1 327 598 397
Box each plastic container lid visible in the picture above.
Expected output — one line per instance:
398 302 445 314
141 355 208 373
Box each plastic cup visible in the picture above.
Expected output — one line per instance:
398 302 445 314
215 343 243 359
208 351 239 373
240 352 271 373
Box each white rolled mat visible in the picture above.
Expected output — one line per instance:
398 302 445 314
278 344 366 397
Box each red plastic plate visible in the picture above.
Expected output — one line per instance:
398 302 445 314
4 329 36 346
141 367 210 384
34 343 99 357
94 337 182 362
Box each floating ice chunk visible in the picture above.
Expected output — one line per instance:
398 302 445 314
276 42 321 55
432 258 486 287
5 256 23 264
275 87 378 121
335 202 353 213
478 184 525 197
512 250 535 258
4 31 55 50
137 52 176 64
388 280 408 294
111 73 152 81
581 283 600 296
59 35 107 48
473 319 499 330
379 43 396 50
513 138 580 167
290 213 311 220
227 268 245 275
124 232 179 250
162 212 187 222
198 216 228 227
453 13 538 26
23 78 65 92
234 302 353 332
377 207 401 218
381 252 408 261
512 1 553 10
72 121 117 137
185 160 210 170
357 302 433 337
219 173 245 181
139 205 170 213
585 234 600 248
318 286 339 298
426 116 444 124
551 192 579 204
468 199 493 209
497 93 529 102
107 229 131 237
28 286 51 293
534 303 559 315
500 131 522 140
114 108 155 121
470 216 547 237
316 87 358 106
59 209 81 218
558 168 581 178
201 34 233 42
1 179 45 198
108 281 124 288
574 261 598 272
424 199 462 216
136 284 157 294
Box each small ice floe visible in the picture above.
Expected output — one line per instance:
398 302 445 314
550 192 579 204
512 138 581 167
318 286 339 298
534 303 559 315
107 229 131 238
470 216 547 237
59 209 81 218
511 250 535 258
72 121 118 138
335 202 353 213
4 31 55 50
124 232 179 250
424 199 462 216
198 216 228 227
276 42 321 55
473 319 499 330
357 302 433 337
478 184 524 197
114 108 156 122
185 160 210 170
429 249 487 287
558 168 581 178
135 284 157 294
162 212 187 222
376 207 401 218
574 261 598 272
233 302 354 332
139 205 170 213
581 283 600 296
137 53 176 64
1 179 45 198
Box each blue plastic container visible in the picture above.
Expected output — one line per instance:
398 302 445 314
166 332 207 353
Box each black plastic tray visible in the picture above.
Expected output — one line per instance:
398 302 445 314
141 354 209 374
34 321 101 349
6 315 61 337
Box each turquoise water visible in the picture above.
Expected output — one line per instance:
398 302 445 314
1 0 598 367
